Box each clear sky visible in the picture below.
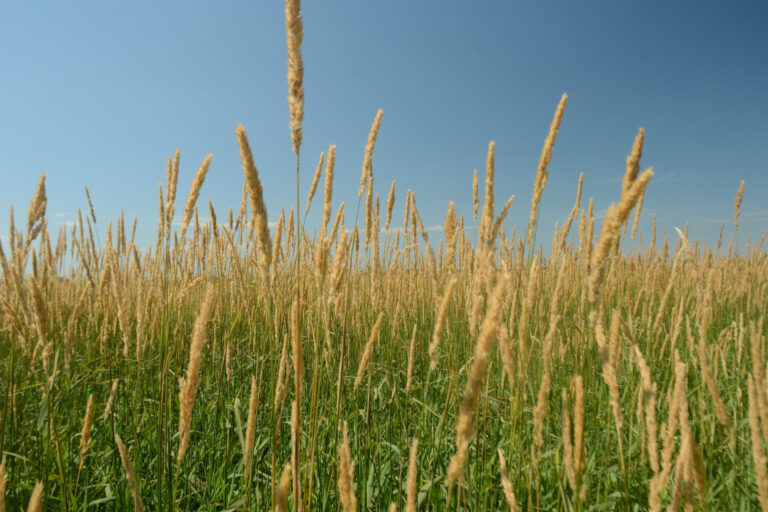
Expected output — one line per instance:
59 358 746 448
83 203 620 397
1 1 767 255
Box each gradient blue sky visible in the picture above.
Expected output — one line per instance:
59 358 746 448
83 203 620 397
1 1 767 254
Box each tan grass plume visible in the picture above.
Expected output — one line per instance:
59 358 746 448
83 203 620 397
26 481 43 512
177 286 214 466
180 154 212 238
236 125 273 280
447 277 507 485
354 312 384 390
115 434 144 512
338 422 357 512
526 93 567 252
359 110 383 198
285 0 304 154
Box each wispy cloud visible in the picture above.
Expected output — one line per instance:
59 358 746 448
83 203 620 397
425 225 444 232
653 170 696 184
593 207 610 221
55 212 70 218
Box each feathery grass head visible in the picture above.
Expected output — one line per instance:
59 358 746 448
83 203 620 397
354 312 384 390
285 0 304 154
527 93 567 253
479 141 496 246
405 438 419 512
115 434 144 512
165 150 180 236
385 179 396 230
305 151 324 217
79 394 94 469
84 186 97 224
26 173 47 244
734 179 745 235
180 154 212 238
26 481 43 512
177 285 215 466
321 145 336 238
447 277 507 486
621 127 645 197
338 421 357 512
243 375 259 482
359 110 383 198
274 463 292 512
236 125 272 279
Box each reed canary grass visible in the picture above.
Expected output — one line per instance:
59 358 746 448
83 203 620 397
527 93 567 254
533 372 550 449
321 145 336 239
104 378 119 420
559 172 583 253
177 286 214 466
621 127 645 198
274 336 289 411
26 173 47 244
285 0 304 155
405 438 419 512
359 110 383 199
304 151 324 217
588 167 654 308
236 125 272 280
428 278 456 370
291 300 303 397
354 312 384 390
447 277 507 486
338 422 357 512
180 154 212 238
165 150 180 237
444 202 458 268
385 179 396 230
26 481 43 512
79 394 94 470
115 434 144 512
290 400 301 510
734 179 745 236
632 344 659 473
562 387 576 494
573 375 585 502
0 460 6 512
498 450 518 512
274 463 292 512
479 141 495 247
696 323 735 447
244 375 258 482
489 194 515 248
329 201 344 243
365 169 374 248
405 324 417 393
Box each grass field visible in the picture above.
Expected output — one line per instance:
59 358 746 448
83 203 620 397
2 1 768 511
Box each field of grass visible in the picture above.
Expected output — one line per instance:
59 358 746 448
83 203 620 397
2 1 768 511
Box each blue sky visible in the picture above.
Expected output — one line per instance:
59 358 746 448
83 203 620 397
1 1 767 255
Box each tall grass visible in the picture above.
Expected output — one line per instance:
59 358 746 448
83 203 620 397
0 1 766 510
